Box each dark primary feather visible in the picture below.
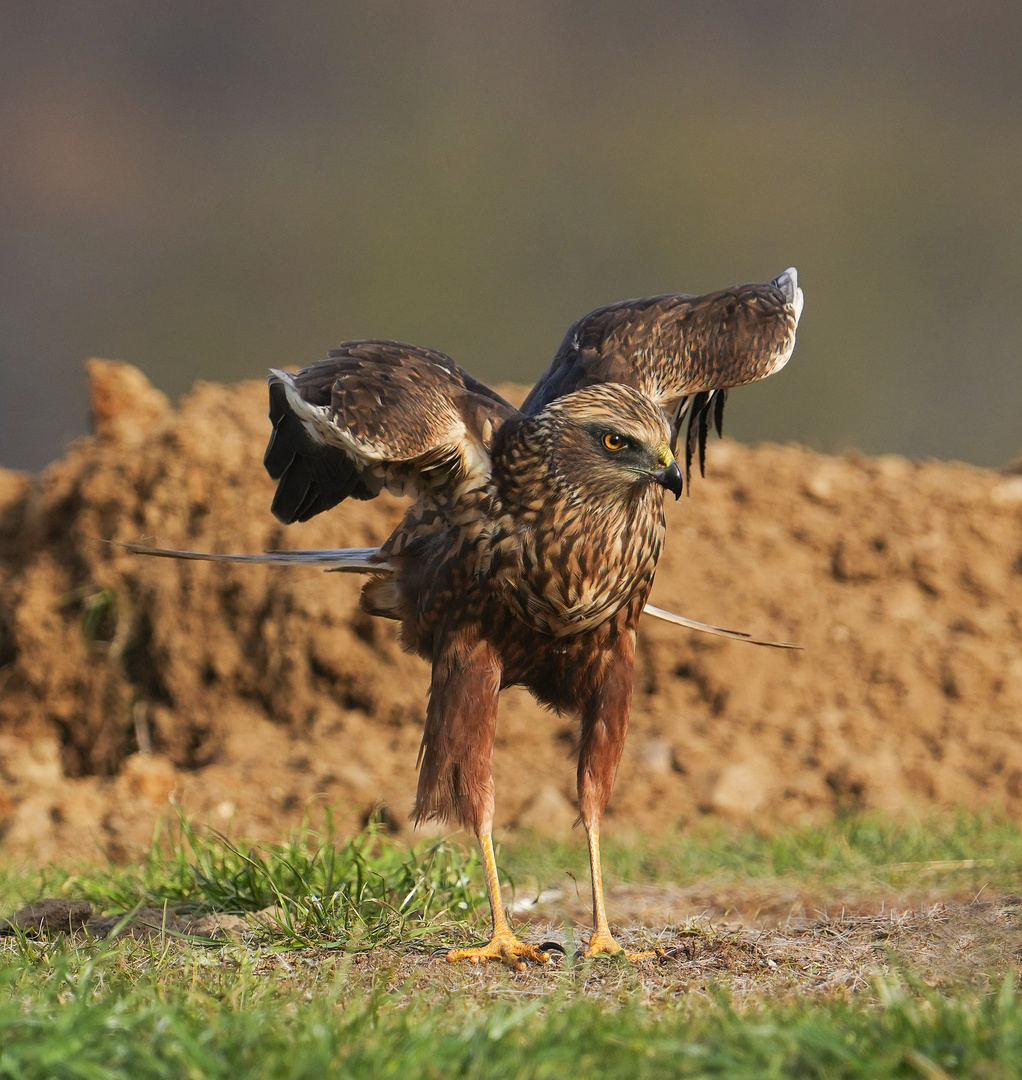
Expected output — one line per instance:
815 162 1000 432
264 379 376 522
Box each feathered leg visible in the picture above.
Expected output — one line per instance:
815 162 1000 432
577 630 635 956
414 633 549 970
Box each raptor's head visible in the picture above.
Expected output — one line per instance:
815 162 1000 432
521 383 682 508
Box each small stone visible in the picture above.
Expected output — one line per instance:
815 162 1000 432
516 785 576 836
708 762 774 819
637 739 674 775
119 753 177 805
991 477 1022 505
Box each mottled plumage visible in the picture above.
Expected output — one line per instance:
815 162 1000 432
129 268 803 967
373 383 678 836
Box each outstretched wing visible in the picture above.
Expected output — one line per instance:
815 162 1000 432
522 268 804 482
263 341 517 524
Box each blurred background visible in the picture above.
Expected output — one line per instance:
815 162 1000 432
1 1 1020 472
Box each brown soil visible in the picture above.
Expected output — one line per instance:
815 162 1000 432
1 359 1022 863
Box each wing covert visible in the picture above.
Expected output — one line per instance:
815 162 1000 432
264 340 516 524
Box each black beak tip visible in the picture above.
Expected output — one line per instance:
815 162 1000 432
656 461 684 500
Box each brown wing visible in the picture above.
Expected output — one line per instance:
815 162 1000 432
521 268 804 481
263 340 517 524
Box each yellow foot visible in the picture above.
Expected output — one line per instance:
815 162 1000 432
583 931 624 957
584 933 665 962
447 931 551 972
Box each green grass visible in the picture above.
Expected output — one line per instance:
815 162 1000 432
2 813 1022 1078
3 814 487 951
2 944 1021 1079
502 812 1022 898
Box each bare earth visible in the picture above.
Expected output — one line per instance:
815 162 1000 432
4 888 1019 1000
1 360 1022 866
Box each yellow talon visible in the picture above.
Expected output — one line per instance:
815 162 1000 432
447 929 551 971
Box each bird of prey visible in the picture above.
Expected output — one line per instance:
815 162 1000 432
129 268 803 967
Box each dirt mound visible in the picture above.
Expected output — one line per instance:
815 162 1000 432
2 360 1022 862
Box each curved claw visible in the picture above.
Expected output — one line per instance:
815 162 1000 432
447 930 551 972
538 940 566 956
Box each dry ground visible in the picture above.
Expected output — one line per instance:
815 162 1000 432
5 884 1019 1005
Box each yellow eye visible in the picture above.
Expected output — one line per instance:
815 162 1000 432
602 432 627 451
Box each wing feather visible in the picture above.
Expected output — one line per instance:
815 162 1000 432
115 542 393 572
522 269 803 483
264 341 516 524
116 545 798 647
642 603 801 649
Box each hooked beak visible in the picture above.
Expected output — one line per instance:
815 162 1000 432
652 446 683 500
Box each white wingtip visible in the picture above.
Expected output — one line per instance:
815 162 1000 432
772 267 804 325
